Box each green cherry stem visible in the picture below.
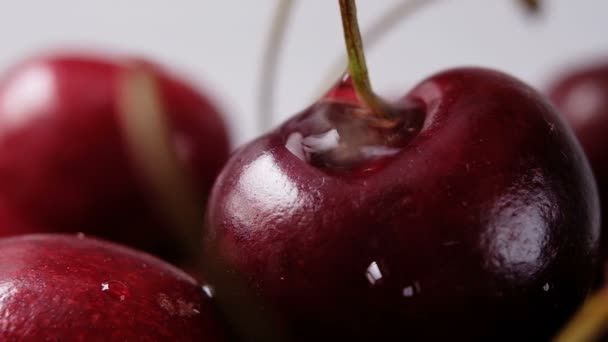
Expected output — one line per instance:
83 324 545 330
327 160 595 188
319 0 540 99
339 0 393 120
117 66 202 262
258 0 295 133
317 0 434 99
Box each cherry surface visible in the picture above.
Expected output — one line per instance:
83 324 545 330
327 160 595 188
0 52 230 264
0 234 229 341
204 68 599 340
548 62 608 266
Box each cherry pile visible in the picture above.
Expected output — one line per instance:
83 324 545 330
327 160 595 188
0 1 604 341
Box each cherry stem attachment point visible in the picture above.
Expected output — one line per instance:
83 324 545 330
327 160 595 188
339 0 392 120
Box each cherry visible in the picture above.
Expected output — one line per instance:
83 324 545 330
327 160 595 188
0 234 229 341
0 52 230 265
547 61 608 266
204 67 598 341
202 1 599 340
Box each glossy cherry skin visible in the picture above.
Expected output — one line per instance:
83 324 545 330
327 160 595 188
204 68 599 341
548 62 608 266
0 234 229 341
0 52 230 264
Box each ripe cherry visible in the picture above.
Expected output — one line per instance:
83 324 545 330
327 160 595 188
0 234 230 341
0 52 230 265
202 1 599 340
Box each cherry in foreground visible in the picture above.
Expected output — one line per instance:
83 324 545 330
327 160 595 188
203 68 599 341
0 52 230 264
0 234 228 341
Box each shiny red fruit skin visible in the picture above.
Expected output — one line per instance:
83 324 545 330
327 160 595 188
548 62 608 261
0 52 230 262
204 68 599 340
0 234 228 341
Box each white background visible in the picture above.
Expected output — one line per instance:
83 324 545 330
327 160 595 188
0 0 605 147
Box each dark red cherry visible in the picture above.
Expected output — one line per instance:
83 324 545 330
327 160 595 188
203 68 599 341
547 62 608 271
0 52 230 265
0 234 229 341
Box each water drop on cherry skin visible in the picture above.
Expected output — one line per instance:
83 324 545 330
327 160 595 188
101 280 130 301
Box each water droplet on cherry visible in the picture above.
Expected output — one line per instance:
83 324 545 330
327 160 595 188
402 286 414 297
100 280 130 301
201 284 215 299
365 261 383 286
402 281 422 298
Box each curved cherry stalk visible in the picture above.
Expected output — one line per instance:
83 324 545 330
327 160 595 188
315 0 540 99
257 0 295 133
315 0 435 99
257 0 541 132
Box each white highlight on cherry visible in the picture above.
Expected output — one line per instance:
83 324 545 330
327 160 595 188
0 65 55 131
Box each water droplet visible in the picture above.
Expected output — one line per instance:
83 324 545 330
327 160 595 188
100 280 129 301
543 283 550 292
402 286 414 297
402 281 421 298
201 284 215 298
365 261 383 286
177 299 200 317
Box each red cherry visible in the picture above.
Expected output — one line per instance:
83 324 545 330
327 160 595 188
547 62 608 269
0 234 229 341
548 62 608 176
0 52 230 264
203 68 599 340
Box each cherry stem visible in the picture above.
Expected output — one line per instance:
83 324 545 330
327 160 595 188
317 0 434 99
520 0 540 13
118 66 202 261
554 287 608 342
339 0 392 120
258 0 295 133
317 0 539 99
